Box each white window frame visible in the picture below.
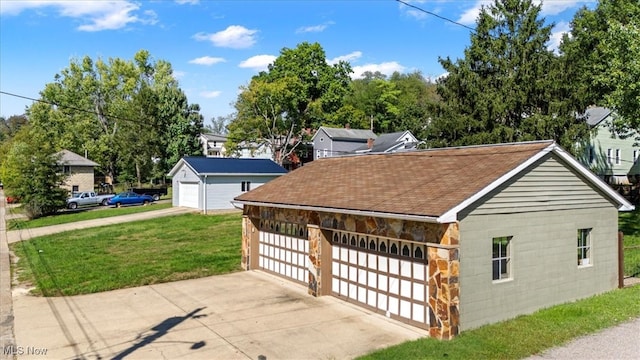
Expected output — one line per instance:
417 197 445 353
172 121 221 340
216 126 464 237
607 148 613 164
633 150 639 163
492 236 512 281
614 149 621 165
323 149 328 157
578 228 592 267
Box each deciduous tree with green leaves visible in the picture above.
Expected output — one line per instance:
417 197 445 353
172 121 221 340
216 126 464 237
428 0 588 153
0 125 68 219
560 0 640 139
226 42 352 164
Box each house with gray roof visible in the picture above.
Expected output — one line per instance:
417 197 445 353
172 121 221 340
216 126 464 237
234 140 633 339
582 106 640 184
168 157 287 212
56 149 99 194
353 130 419 154
311 126 377 159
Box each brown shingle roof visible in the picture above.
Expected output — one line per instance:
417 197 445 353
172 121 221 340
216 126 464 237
235 141 555 217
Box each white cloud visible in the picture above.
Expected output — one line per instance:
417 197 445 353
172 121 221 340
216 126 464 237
0 1 155 31
173 70 186 79
194 25 258 49
239 55 276 71
351 62 406 78
327 51 362 65
457 1 491 26
175 0 199 4
549 21 571 53
189 56 226 66
458 0 588 26
200 90 222 98
295 21 334 34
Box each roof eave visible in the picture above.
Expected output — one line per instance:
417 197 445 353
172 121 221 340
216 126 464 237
232 200 443 224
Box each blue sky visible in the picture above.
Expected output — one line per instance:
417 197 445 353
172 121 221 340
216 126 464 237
0 0 595 125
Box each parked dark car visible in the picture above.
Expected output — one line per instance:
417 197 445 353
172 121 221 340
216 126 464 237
107 192 154 207
130 187 168 201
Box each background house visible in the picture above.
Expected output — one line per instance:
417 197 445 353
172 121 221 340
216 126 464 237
56 149 99 194
168 157 287 212
311 125 377 159
353 130 419 154
234 141 633 339
582 107 640 184
200 133 227 158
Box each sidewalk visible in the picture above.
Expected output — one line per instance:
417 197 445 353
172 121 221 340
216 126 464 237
5 206 224 244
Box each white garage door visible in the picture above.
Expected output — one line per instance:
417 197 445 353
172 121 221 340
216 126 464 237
258 220 309 284
331 230 430 329
178 182 199 208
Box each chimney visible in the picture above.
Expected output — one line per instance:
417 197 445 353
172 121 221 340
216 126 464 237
345 123 350 129
367 138 375 149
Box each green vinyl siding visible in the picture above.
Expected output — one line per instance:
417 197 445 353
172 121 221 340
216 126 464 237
588 122 640 176
462 154 615 216
457 154 620 331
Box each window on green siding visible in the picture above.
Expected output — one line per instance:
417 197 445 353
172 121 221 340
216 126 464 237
578 228 592 266
492 236 512 281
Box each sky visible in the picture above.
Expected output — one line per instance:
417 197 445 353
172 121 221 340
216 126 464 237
0 0 596 125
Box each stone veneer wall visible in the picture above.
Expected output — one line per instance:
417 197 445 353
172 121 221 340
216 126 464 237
242 205 460 340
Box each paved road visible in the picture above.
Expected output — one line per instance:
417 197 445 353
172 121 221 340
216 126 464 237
526 316 640 360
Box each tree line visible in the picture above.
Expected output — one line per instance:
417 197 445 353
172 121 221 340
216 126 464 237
1 0 637 218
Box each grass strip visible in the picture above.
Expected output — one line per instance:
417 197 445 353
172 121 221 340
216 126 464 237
359 285 640 360
7 202 173 230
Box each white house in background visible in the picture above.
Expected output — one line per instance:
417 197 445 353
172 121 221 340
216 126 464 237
200 133 227 157
353 130 419 154
168 157 287 212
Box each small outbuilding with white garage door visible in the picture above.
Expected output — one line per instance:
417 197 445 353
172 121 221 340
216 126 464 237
169 157 287 212
233 140 633 340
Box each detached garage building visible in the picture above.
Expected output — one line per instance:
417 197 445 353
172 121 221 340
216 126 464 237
233 141 633 339
169 157 287 212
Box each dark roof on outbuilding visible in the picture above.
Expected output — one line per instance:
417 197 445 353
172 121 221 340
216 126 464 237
169 157 287 176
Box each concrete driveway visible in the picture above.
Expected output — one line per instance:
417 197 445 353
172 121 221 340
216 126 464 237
12 271 427 359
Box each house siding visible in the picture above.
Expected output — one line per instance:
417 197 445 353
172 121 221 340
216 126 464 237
62 166 95 192
457 155 619 331
462 154 614 216
205 176 276 210
171 163 201 208
588 121 640 177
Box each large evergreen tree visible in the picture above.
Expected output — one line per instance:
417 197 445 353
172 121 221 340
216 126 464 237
428 0 588 153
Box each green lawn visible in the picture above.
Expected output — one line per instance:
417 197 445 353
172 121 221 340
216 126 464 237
620 209 640 277
10 212 242 296
358 285 640 360
7 202 173 230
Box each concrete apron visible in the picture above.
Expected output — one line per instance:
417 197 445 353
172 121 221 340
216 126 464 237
13 271 427 359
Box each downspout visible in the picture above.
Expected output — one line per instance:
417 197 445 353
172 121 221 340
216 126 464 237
203 175 207 215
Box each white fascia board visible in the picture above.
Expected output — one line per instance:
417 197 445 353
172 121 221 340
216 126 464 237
232 200 441 224
437 143 555 223
551 144 635 211
167 158 189 177
199 172 286 176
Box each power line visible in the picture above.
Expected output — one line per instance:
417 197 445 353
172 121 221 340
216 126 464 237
395 0 479 34
0 90 157 129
